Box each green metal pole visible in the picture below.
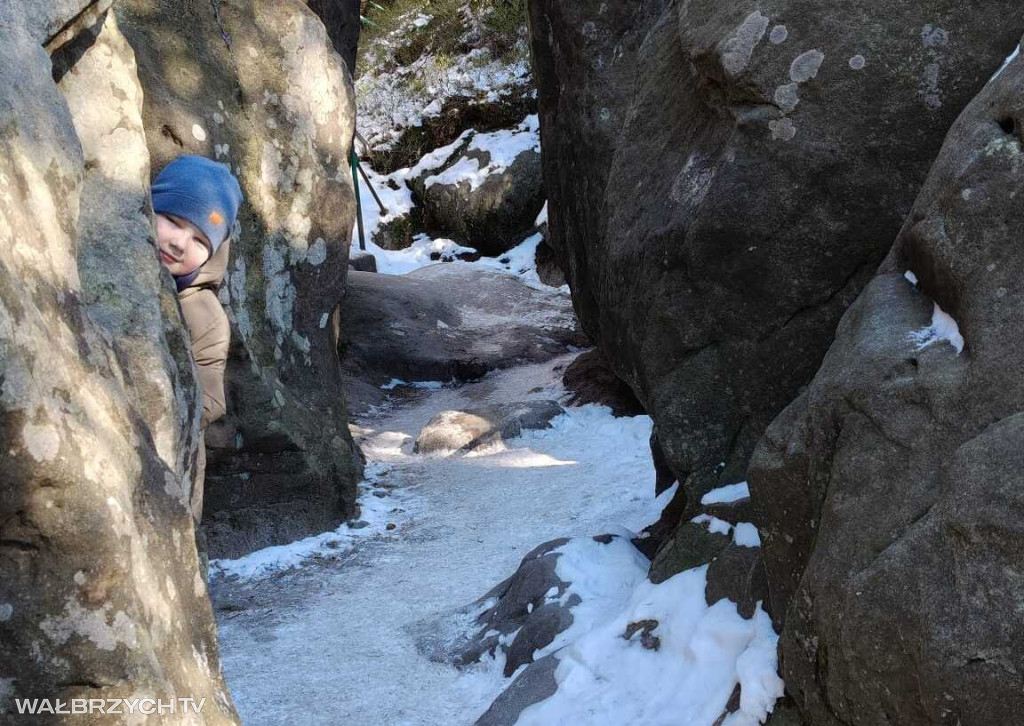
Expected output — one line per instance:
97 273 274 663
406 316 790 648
351 149 366 252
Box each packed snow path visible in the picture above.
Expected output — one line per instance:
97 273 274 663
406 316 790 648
212 354 668 726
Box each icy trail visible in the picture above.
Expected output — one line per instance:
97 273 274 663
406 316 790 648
213 354 667 726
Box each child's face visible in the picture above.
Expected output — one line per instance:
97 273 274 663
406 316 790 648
155 213 212 276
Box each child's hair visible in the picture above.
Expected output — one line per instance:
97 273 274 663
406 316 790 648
152 155 243 254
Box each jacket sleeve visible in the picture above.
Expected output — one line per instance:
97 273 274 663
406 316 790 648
191 303 231 429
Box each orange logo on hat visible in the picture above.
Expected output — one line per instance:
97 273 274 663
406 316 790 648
208 210 225 226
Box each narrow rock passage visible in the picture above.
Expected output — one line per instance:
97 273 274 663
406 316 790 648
213 354 664 726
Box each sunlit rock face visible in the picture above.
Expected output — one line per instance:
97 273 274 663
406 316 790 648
116 0 364 558
527 0 1023 573
750 45 1024 726
0 4 239 722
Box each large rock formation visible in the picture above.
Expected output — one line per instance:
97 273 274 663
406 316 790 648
749 42 1024 726
0 4 238 721
116 0 364 558
528 0 1024 572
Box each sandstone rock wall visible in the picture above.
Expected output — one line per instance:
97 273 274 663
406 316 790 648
528 0 1024 575
0 4 238 721
116 0 364 558
750 41 1024 726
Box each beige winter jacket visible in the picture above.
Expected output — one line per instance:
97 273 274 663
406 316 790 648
178 240 231 429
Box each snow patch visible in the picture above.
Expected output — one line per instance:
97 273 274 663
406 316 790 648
910 302 965 355
702 481 751 505
211 465 408 580
425 115 539 192
991 44 1021 83
514 567 784 726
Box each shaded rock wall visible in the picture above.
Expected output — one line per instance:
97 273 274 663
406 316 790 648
304 0 362 74
0 4 238 721
528 0 1023 570
116 0 364 558
749 43 1024 726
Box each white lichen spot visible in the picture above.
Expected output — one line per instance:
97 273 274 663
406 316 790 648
213 112 225 125
720 11 770 75
904 269 919 285
193 571 206 598
849 54 866 70
319 313 330 329
769 25 788 44
73 571 87 586
0 677 14 711
291 332 311 355
214 143 230 159
307 237 328 266
921 62 942 109
961 188 973 201
266 117 278 130
191 124 207 142
0 603 13 621
669 152 717 208
218 100 225 110
273 390 286 408
40 598 138 651
921 24 950 48
247 46 259 59
774 83 800 112
769 118 797 141
23 423 60 462
164 471 189 508
790 50 825 83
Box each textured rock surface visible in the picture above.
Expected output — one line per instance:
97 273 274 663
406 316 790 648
561 348 645 416
474 654 560 726
304 0 361 73
116 0 364 558
414 400 565 455
528 0 1024 577
749 43 1024 726
340 265 584 413
0 5 238 721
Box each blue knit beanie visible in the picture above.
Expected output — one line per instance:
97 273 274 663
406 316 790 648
152 155 243 254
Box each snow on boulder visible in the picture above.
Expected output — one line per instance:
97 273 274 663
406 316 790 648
411 116 545 256
413 401 566 455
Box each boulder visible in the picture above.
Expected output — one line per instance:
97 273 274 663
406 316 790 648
116 0 364 559
339 264 584 413
349 251 378 272
561 348 645 416
749 42 1024 726
528 0 1024 570
411 120 545 256
0 5 237 721
534 238 566 288
414 401 565 455
474 654 560 726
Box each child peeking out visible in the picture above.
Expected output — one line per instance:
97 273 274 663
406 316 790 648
152 155 243 531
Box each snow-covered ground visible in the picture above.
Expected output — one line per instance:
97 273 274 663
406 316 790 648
213 353 783 726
